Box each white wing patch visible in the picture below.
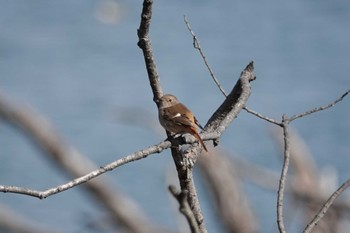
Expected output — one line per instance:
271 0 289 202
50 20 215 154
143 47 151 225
172 113 182 118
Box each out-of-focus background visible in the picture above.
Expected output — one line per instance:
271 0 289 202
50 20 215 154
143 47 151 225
0 0 349 232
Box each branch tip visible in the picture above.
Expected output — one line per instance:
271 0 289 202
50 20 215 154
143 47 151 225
245 61 254 71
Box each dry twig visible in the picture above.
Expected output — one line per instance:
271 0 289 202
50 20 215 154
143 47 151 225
303 178 350 233
0 93 170 233
183 16 282 128
290 89 350 122
183 16 256 232
184 15 227 97
275 90 350 233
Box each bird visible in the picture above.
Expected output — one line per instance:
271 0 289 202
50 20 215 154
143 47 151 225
158 94 208 152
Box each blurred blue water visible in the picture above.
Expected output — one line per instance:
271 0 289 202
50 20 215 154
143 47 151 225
0 1 349 232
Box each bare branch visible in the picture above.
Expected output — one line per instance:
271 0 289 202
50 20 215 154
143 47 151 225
171 152 207 233
206 62 255 133
185 61 256 164
303 178 350 233
0 140 169 198
0 92 170 198
0 93 171 233
183 16 282 130
277 115 290 233
271 127 320 195
273 89 350 233
184 14 350 233
184 15 227 97
243 106 282 126
172 62 255 233
170 62 255 233
137 0 163 102
137 2 208 232
137 3 210 232
169 186 200 233
183 16 278 129
290 89 350 122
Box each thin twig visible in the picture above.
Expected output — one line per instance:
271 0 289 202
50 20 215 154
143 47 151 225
243 106 282 126
275 90 350 233
183 15 281 128
0 96 217 199
0 141 168 198
303 178 350 233
184 14 350 233
0 92 171 199
290 89 350 122
277 115 290 233
0 93 171 233
184 15 227 97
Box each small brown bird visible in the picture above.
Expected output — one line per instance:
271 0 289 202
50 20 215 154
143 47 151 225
158 94 208 152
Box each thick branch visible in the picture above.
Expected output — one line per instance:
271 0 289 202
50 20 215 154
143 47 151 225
183 17 255 145
206 61 255 133
185 61 255 163
183 21 256 230
175 62 256 232
136 2 209 232
137 4 257 233
137 0 163 102
184 17 269 129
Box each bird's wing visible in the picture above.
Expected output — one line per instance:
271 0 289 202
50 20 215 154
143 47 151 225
171 112 194 127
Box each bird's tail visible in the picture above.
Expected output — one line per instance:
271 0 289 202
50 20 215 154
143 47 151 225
191 129 208 152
